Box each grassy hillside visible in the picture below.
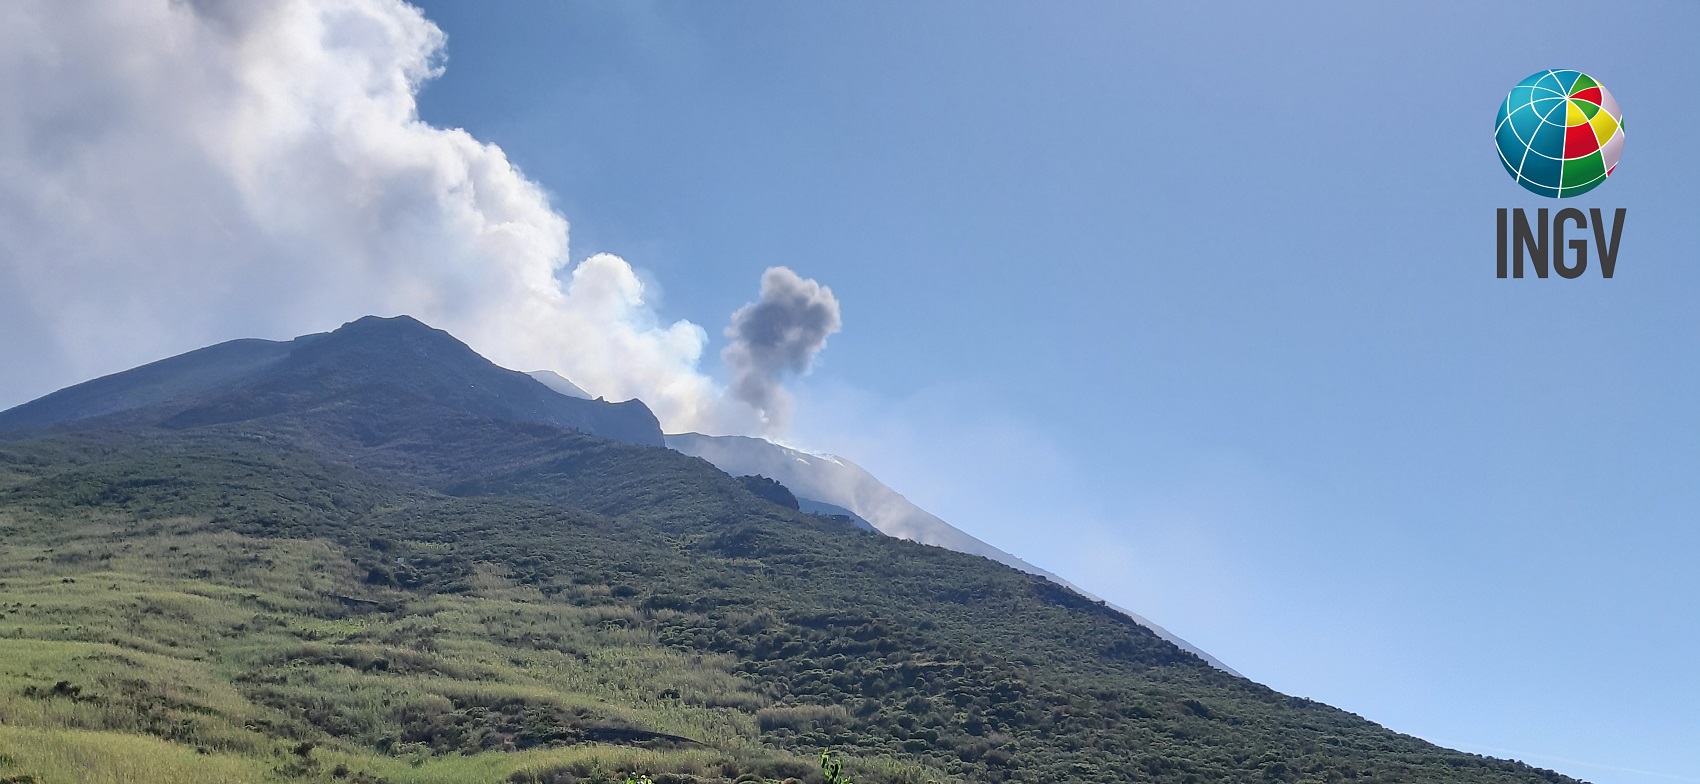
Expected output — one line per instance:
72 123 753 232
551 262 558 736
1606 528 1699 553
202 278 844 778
0 417 1581 784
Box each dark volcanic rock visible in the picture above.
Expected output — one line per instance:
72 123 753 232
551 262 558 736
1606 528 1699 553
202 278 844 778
0 315 664 447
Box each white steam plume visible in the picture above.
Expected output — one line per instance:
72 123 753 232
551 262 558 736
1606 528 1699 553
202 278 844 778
0 0 769 434
722 267 843 434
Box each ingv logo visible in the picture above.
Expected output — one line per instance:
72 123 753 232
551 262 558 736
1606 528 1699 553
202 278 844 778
1493 70 1627 278
1496 207 1625 279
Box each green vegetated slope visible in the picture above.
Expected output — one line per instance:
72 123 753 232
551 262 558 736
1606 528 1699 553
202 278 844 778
0 319 1582 784
0 426 1577 784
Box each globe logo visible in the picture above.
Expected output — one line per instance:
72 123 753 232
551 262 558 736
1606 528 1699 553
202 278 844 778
1495 70 1624 198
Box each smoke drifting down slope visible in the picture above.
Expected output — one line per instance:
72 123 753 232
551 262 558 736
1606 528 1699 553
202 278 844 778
665 432 1238 674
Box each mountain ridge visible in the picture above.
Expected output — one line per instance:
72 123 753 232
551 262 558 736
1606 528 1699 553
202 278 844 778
665 432 1238 675
0 314 1584 784
0 315 665 447
529 369 592 400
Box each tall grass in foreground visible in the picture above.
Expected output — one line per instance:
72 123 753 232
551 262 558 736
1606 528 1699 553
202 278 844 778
0 725 268 784
0 506 942 784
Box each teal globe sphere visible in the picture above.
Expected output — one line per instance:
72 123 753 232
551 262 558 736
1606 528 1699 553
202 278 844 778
1495 70 1624 198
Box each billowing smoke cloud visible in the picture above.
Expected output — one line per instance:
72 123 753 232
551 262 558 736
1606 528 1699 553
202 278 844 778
722 267 842 433
0 0 775 434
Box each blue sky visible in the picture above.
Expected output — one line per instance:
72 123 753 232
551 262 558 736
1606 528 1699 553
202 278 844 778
403 3 1700 781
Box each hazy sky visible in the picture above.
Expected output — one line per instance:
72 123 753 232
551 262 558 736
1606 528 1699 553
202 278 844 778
1 2 1695 782
404 4 1699 782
